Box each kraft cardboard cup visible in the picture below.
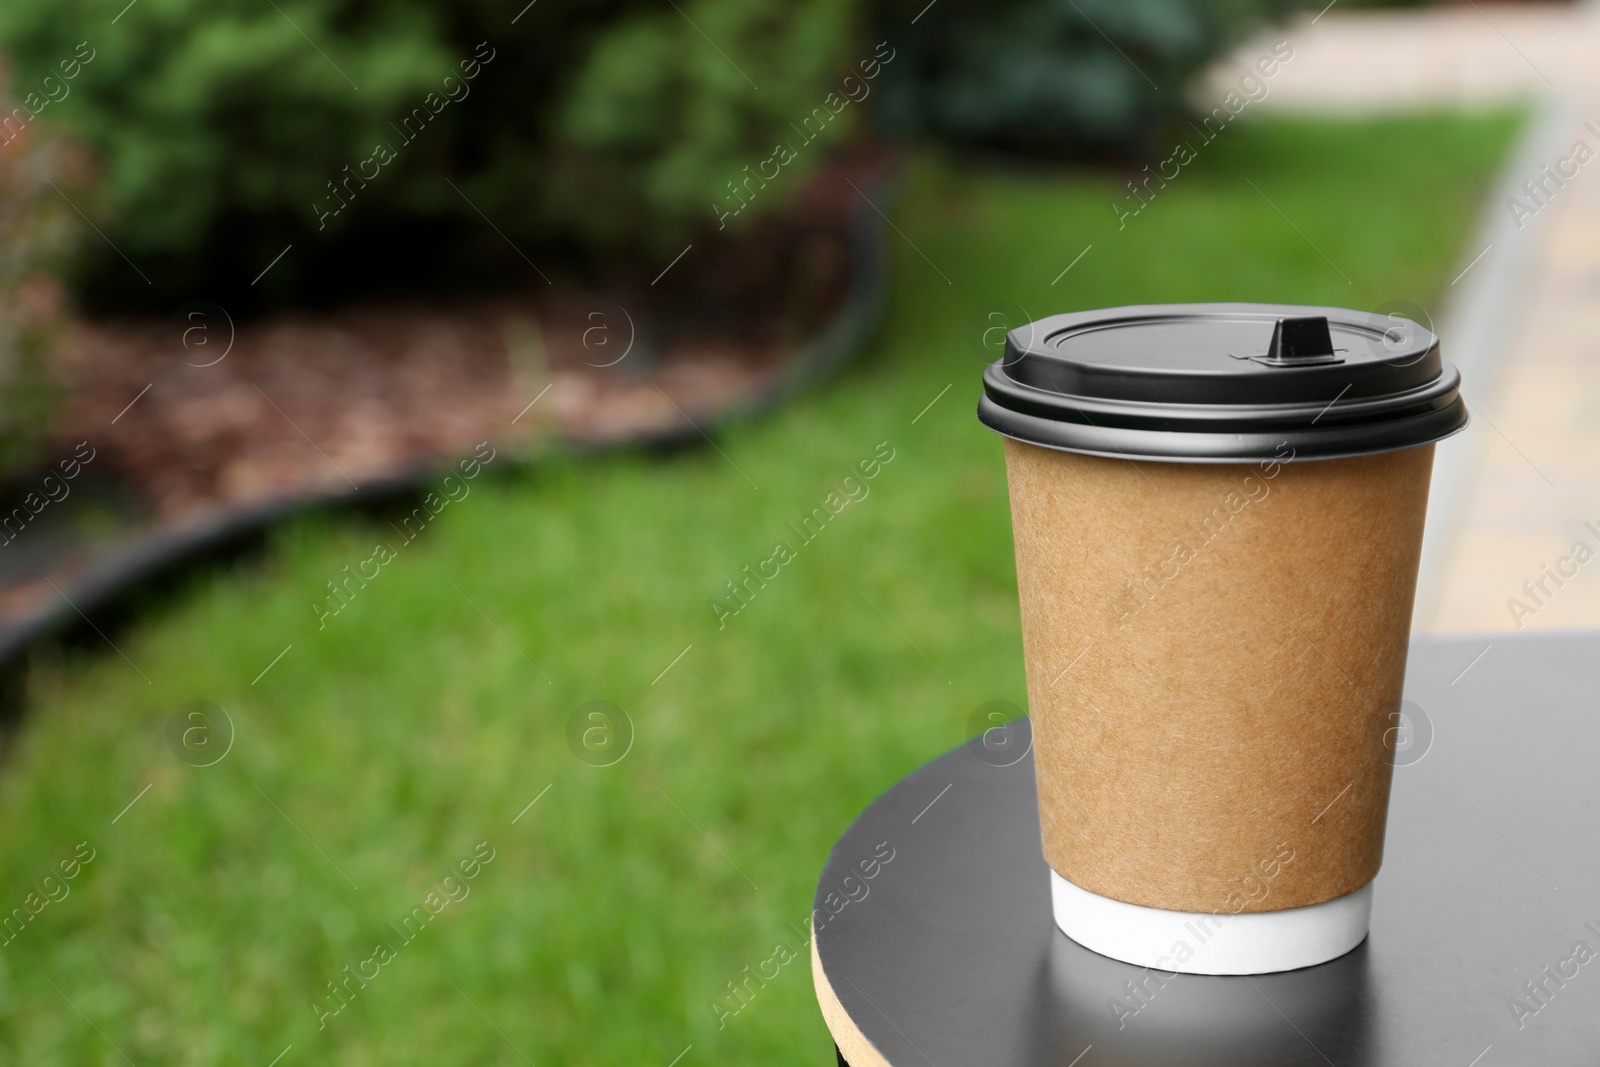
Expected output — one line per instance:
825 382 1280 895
977 304 1467 975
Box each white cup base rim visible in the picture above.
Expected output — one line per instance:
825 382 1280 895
1050 871 1373 975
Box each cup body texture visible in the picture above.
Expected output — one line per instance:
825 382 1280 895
1003 438 1435 914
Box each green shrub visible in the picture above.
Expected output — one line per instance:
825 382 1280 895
0 2 456 302
872 0 1294 157
0 0 859 306
1 0 1293 308
0 119 80 468
543 0 858 256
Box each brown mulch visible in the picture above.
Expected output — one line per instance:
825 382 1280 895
56 291 793 522
0 149 877 649
43 151 878 526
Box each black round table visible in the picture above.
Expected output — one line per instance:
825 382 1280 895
812 633 1600 1066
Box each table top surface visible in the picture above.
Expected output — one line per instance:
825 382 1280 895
813 633 1600 1066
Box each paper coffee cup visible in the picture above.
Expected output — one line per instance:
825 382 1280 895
977 303 1465 975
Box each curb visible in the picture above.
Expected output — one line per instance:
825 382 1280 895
1412 100 1572 628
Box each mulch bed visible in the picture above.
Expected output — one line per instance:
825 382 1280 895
42 153 877 524
0 151 883 649
57 291 790 521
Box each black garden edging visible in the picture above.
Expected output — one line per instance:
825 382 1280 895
0 172 892 678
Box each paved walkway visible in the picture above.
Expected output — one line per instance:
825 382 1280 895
1208 4 1600 110
1212 3 1600 635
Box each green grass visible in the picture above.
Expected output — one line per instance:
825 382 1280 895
0 111 1518 1064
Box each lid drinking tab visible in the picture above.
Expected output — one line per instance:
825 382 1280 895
1265 316 1337 364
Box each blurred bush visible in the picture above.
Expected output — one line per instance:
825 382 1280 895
0 0 857 307
0 3 454 304
872 0 1294 157
537 0 857 257
0 0 1285 310
0 120 80 469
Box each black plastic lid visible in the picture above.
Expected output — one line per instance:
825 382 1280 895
977 302 1467 462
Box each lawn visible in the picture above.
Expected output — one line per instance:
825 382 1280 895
0 110 1519 1065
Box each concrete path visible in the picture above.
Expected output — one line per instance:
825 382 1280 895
1208 4 1600 111
1211 4 1600 635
